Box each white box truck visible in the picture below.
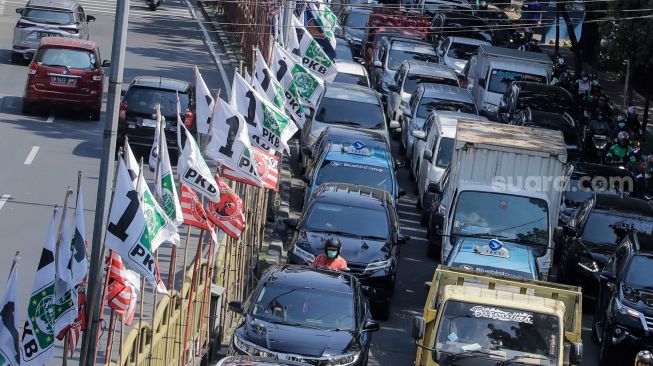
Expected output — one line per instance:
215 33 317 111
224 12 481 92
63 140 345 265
431 121 570 280
464 45 553 120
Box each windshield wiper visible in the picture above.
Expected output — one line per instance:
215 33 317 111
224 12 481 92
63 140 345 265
495 354 551 365
447 349 496 362
308 229 360 238
44 64 72 74
266 319 323 330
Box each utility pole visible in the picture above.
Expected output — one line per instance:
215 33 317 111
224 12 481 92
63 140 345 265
79 0 130 364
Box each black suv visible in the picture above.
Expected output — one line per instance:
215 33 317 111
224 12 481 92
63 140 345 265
511 109 584 161
497 81 576 124
593 231 653 365
285 182 409 319
117 76 195 158
558 193 653 299
227 265 380 365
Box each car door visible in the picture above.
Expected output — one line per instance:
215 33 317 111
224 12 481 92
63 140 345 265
562 198 592 275
388 64 406 119
413 115 436 176
597 243 630 324
402 90 419 146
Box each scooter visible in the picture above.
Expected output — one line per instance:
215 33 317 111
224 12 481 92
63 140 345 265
585 127 611 164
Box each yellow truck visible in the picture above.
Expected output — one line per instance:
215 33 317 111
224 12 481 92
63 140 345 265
412 266 583 366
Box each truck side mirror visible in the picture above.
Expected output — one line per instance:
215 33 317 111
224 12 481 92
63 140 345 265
478 78 486 88
423 150 433 162
227 300 244 314
411 316 426 340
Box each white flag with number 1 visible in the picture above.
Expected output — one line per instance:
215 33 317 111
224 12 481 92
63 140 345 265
194 66 214 135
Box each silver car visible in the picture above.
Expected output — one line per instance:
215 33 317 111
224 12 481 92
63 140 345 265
12 0 95 63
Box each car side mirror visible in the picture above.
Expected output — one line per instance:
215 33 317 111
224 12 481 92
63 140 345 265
423 150 433 162
428 182 441 193
478 78 486 88
227 300 244 314
362 319 380 332
411 130 427 141
86 15 96 22
283 218 299 231
373 60 382 68
403 108 413 118
389 120 400 129
300 146 312 157
398 234 410 244
411 316 426 340
389 84 399 93
16 7 24 14
438 49 445 57
301 175 311 184
102 60 111 68
398 188 407 197
600 271 616 283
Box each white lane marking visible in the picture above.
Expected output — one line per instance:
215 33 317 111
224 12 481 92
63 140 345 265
183 0 231 99
0 195 10 210
399 210 421 217
396 202 416 209
0 0 5 16
24 146 39 165
46 115 54 123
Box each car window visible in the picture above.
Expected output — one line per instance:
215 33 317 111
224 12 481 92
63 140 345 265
388 49 438 70
435 137 454 168
581 212 653 245
36 48 96 70
403 74 458 94
447 43 481 60
123 87 190 116
417 97 477 118
335 42 354 61
22 8 74 24
316 97 384 129
625 255 653 286
306 202 390 238
333 72 369 87
316 160 393 194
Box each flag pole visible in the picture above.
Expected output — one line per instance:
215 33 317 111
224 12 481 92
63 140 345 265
181 228 205 366
134 157 146 366
57 187 73 366
104 310 116 365
63 170 83 364
197 227 217 359
119 314 124 366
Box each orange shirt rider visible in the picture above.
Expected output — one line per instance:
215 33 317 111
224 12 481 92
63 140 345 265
313 238 348 271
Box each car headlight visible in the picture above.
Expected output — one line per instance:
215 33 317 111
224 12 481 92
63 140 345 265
365 258 393 273
233 333 275 358
293 245 315 263
326 351 361 366
481 103 498 113
577 256 599 273
612 297 643 321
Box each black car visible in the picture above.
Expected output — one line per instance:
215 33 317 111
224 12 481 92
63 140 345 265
593 231 653 365
430 11 492 44
558 193 653 298
339 7 371 58
335 36 355 61
511 109 584 161
299 125 391 173
425 164 450 259
285 183 409 319
227 265 380 365
497 81 576 124
117 76 196 157
216 355 307 365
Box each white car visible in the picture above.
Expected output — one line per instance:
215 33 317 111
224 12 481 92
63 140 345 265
333 59 370 87
436 36 491 75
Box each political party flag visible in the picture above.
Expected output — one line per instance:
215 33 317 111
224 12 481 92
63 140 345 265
106 252 140 326
54 203 77 337
105 157 171 294
206 175 246 239
222 147 280 191
70 184 88 285
271 43 324 109
56 274 86 357
177 121 221 203
20 211 58 366
304 1 338 59
154 116 183 246
0 255 20 366
180 184 211 230
148 114 161 172
291 15 337 82
231 72 297 154
194 66 215 135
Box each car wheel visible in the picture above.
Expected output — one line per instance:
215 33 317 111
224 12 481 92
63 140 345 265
372 301 390 321
89 108 101 121
11 52 22 64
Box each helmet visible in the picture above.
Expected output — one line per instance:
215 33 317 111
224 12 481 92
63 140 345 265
581 71 588 80
628 106 638 116
618 131 630 143
324 237 342 256
635 350 653 366
557 56 566 66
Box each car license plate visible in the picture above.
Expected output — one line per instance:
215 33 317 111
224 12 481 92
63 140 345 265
37 31 58 39
50 76 76 86
141 118 157 127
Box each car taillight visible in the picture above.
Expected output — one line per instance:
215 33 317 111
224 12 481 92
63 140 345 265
27 63 38 75
119 102 127 121
183 111 194 128
92 75 103 81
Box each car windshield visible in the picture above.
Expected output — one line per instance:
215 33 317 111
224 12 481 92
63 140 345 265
316 160 393 194
447 43 481 60
252 284 355 330
335 43 354 61
626 255 653 288
488 69 547 94
343 11 370 28
123 87 190 117
22 8 74 24
37 48 96 70
388 46 438 70
316 97 384 129
581 212 653 245
403 74 458 94
519 93 574 115
334 72 369 87
452 191 549 245
435 137 454 168
417 98 477 118
306 202 389 238
435 300 558 365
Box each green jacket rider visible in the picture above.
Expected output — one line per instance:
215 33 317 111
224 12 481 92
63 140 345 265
606 131 636 164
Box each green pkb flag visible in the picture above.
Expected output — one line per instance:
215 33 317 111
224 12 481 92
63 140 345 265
291 63 322 103
20 212 58 365
154 117 183 245
292 15 337 82
262 102 295 145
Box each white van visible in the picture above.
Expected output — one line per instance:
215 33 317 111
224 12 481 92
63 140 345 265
463 45 553 121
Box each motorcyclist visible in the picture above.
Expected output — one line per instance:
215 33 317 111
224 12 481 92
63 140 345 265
606 131 636 164
575 72 591 99
313 237 348 271
635 350 653 366
588 110 612 133
614 114 634 139
591 94 613 121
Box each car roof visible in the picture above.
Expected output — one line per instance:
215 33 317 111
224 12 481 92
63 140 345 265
448 238 538 280
265 265 356 294
390 39 436 54
311 182 391 210
318 126 389 147
405 61 456 79
334 59 366 76
449 36 491 46
40 37 97 51
593 193 653 217
324 143 392 168
420 83 474 103
571 162 634 179
27 0 78 10
131 76 191 92
324 82 379 104
514 82 573 99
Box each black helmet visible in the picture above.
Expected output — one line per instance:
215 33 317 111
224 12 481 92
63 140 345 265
324 237 342 255
636 350 653 366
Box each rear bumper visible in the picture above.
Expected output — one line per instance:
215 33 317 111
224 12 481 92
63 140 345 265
117 123 184 150
25 86 101 109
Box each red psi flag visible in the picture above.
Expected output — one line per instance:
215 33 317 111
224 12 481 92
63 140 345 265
180 184 211 230
106 252 139 326
222 147 280 191
206 175 246 238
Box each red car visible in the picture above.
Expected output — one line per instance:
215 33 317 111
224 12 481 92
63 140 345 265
23 37 109 120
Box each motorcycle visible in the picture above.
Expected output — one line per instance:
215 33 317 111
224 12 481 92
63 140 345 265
146 0 162 10
585 128 611 164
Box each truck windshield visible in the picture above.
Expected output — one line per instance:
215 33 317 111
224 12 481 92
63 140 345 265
487 69 547 94
435 300 559 365
452 191 549 245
